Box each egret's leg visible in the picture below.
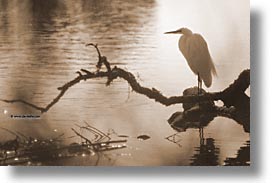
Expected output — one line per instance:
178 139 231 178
199 80 202 93
199 127 204 145
197 74 200 95
197 74 202 95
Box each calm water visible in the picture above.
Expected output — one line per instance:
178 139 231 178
0 0 250 165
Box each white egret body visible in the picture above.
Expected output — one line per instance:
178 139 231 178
165 28 217 93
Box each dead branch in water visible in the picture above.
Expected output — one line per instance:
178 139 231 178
0 124 127 166
0 43 250 113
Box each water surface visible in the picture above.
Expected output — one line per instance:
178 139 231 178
0 0 250 165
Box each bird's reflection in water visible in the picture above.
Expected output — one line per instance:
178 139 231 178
167 108 220 166
167 109 250 166
190 136 220 166
224 141 250 166
167 86 250 166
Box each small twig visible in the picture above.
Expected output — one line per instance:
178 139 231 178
52 133 65 141
84 121 110 141
75 125 104 142
0 99 45 112
71 128 92 145
91 140 127 146
165 132 183 147
97 145 127 152
86 43 103 70
0 127 20 139
86 43 111 72
76 71 82 77
15 131 29 141
80 69 93 75
86 43 101 62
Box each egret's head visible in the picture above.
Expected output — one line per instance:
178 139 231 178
165 27 193 36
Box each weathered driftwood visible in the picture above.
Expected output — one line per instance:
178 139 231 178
1 43 250 126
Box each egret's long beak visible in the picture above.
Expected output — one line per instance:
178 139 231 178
164 30 181 34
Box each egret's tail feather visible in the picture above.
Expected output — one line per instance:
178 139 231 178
202 72 212 88
203 78 212 88
210 57 218 77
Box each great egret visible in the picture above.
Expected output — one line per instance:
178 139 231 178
165 27 217 94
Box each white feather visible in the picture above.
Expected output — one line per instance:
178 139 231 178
178 33 217 88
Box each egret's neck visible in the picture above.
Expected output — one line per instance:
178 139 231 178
182 29 193 36
178 35 187 52
183 32 192 37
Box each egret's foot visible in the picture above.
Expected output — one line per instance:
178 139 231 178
182 86 215 111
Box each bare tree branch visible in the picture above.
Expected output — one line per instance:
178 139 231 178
0 43 250 114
